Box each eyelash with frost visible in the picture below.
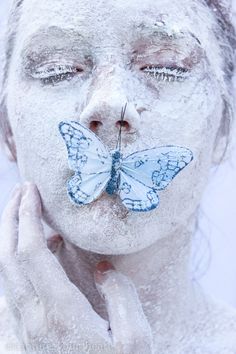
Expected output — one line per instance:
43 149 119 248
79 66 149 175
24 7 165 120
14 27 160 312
32 64 78 79
142 66 189 82
30 64 82 85
30 63 189 85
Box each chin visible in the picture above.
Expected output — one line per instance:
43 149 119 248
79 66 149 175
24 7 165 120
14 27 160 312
43 193 162 255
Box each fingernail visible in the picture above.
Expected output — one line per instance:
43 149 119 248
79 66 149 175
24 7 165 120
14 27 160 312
22 184 28 197
11 183 21 197
96 261 115 274
94 261 115 285
22 182 32 197
20 182 42 216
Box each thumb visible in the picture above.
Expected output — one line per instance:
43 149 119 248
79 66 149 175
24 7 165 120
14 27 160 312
94 261 153 354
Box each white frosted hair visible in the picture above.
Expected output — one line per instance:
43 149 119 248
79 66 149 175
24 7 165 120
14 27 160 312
0 0 235 160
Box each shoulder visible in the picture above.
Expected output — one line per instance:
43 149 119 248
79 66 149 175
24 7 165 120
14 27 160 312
186 294 236 354
207 297 236 349
0 296 23 353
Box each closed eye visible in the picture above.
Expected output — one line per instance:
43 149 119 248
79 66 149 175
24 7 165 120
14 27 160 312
141 65 190 82
30 64 84 85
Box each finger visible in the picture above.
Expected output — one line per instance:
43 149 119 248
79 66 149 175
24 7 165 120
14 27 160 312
94 261 153 354
1 259 47 344
17 183 106 327
17 183 73 298
18 182 44 252
2 260 39 315
0 184 21 265
0 184 22 325
0 184 41 335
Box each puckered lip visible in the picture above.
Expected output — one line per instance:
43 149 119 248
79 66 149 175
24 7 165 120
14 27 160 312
88 192 130 220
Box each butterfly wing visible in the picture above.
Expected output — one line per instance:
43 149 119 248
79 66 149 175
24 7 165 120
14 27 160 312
67 172 111 205
59 121 112 174
118 170 159 212
121 146 193 191
59 121 112 205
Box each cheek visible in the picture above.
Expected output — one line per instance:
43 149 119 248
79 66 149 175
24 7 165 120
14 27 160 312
7 73 92 172
6 76 81 215
139 72 222 150
6 65 223 254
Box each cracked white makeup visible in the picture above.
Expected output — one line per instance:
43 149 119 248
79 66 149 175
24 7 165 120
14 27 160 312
2 0 236 352
7 0 220 255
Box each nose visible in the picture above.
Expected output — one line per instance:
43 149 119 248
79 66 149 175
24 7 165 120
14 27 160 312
79 89 140 147
88 110 130 132
90 115 132 137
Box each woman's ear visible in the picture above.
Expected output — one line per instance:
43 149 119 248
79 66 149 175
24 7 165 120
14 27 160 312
212 134 228 164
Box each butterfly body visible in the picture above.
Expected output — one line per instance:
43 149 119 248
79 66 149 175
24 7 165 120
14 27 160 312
59 120 193 213
106 150 123 195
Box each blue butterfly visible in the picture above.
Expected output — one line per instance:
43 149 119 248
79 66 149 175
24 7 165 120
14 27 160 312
58 111 193 212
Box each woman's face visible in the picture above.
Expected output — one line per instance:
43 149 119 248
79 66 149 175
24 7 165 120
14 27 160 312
7 0 224 254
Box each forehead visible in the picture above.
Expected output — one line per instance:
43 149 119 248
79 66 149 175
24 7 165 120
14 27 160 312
14 0 223 82
18 0 213 43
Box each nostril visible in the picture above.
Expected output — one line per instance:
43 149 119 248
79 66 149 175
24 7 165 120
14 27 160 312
116 120 130 131
89 120 103 132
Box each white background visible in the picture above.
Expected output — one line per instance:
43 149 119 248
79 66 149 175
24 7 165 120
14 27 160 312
0 0 236 307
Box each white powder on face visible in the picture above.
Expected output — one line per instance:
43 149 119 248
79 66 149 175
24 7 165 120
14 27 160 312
6 0 224 255
2 1 236 353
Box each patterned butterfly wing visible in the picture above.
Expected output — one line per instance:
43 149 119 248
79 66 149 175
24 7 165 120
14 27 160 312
59 121 112 173
59 121 112 205
120 146 193 191
67 172 111 205
118 170 159 212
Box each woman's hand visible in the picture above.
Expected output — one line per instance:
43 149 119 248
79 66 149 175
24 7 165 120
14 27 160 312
0 182 153 354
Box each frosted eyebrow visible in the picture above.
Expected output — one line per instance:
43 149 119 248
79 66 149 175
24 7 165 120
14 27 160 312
135 22 202 45
20 26 93 74
21 26 88 56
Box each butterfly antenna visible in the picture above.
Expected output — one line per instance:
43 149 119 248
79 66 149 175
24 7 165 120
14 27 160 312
116 103 127 151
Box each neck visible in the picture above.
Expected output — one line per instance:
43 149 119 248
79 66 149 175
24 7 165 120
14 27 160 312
55 215 201 337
